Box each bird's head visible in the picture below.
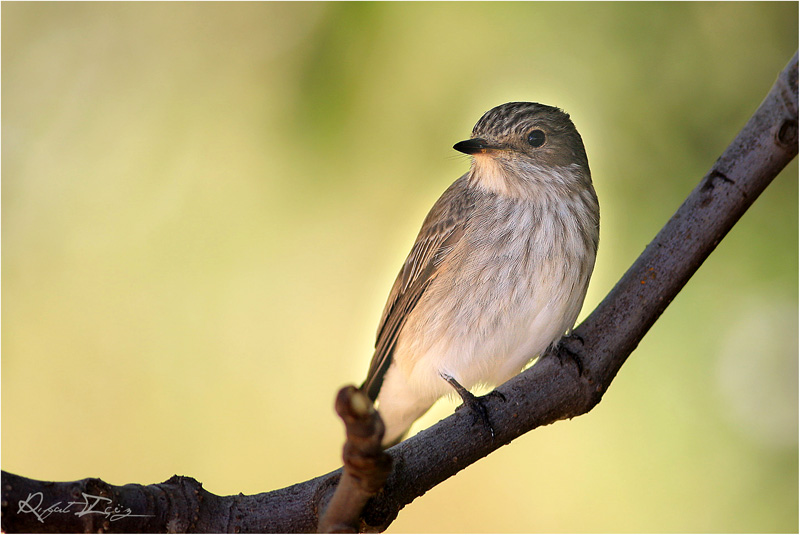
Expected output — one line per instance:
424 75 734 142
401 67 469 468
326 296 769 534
454 102 592 198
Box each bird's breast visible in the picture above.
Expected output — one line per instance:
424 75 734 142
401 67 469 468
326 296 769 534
395 193 596 388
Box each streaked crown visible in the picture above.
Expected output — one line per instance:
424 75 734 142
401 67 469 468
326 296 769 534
470 102 589 169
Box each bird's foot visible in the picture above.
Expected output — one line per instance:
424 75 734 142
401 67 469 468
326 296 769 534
554 332 586 376
439 373 504 440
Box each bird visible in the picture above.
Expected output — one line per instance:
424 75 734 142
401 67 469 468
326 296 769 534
360 102 599 446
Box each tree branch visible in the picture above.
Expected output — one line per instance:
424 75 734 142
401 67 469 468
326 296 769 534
2 51 796 534
317 387 392 533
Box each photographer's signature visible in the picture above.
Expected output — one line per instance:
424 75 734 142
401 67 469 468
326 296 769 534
17 491 154 523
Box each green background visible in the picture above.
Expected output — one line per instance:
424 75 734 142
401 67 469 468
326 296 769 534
3 2 797 532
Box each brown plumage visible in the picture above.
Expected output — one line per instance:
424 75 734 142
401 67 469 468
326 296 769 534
361 102 599 445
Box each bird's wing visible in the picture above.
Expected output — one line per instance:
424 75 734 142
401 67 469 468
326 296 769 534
361 175 475 401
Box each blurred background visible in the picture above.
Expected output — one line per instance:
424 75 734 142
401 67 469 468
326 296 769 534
2 2 797 532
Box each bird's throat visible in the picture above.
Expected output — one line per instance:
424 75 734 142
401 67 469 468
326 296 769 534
469 154 520 197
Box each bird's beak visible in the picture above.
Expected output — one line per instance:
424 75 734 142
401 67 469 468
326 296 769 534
453 138 502 155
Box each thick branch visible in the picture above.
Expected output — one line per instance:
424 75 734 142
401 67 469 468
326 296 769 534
2 52 796 534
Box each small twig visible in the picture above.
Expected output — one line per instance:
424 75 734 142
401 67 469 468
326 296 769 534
317 387 392 533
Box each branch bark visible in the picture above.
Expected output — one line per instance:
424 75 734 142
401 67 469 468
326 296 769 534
317 387 392 533
2 51 797 534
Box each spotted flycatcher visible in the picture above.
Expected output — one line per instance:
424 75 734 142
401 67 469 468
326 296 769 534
361 102 599 446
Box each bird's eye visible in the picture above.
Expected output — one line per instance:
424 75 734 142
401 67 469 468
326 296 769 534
527 129 546 147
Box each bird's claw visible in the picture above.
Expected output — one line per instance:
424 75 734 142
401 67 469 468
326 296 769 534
440 373 503 440
554 332 586 376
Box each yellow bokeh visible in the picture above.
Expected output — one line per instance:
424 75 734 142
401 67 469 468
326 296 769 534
3 3 797 532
